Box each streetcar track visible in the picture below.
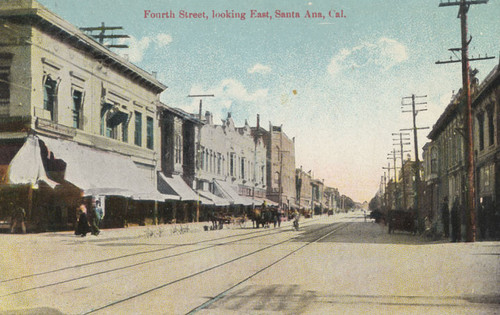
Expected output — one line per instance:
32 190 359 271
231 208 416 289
80 221 351 314
1 219 325 297
0 218 321 285
187 222 352 314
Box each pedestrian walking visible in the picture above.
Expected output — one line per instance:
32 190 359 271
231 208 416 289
10 204 26 234
75 204 90 237
477 198 487 240
441 197 450 239
88 203 100 236
483 197 495 239
450 198 461 242
276 210 281 227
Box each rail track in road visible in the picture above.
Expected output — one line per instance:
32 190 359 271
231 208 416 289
186 221 352 314
1 218 352 314
0 217 326 296
83 221 352 314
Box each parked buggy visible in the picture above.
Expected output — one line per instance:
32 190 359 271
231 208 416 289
387 210 416 234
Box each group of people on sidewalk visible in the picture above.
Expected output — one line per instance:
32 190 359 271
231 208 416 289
440 196 496 242
75 200 103 237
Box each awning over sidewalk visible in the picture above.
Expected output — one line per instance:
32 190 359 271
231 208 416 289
6 135 58 188
197 190 230 206
213 180 255 206
254 197 278 207
38 135 177 201
157 173 198 201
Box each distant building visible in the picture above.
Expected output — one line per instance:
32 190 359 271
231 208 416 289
196 112 267 209
324 186 338 213
295 168 312 213
265 124 296 213
311 178 324 215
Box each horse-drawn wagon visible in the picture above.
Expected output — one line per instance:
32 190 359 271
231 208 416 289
387 210 416 234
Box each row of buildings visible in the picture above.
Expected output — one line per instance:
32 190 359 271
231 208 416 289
0 1 345 232
422 63 499 238
378 62 499 238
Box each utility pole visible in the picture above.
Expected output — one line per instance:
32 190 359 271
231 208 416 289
387 149 399 183
382 163 393 210
393 132 411 210
401 94 429 231
437 0 494 242
383 172 387 211
388 149 400 209
188 94 214 222
80 22 130 48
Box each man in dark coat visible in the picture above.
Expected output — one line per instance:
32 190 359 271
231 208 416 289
450 198 461 242
10 205 26 234
75 204 90 237
477 198 487 240
441 197 450 239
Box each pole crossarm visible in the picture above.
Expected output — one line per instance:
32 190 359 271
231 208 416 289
436 56 494 64
439 0 488 7
400 127 430 131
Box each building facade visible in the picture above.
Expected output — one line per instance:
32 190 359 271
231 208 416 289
295 168 312 213
265 124 296 212
197 112 267 205
0 1 167 230
472 65 499 206
425 64 500 238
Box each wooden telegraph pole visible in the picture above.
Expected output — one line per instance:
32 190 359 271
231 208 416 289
188 94 214 222
80 22 130 48
393 132 411 210
401 94 429 231
437 0 494 242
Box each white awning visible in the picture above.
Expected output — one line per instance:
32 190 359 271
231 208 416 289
253 197 278 207
38 135 178 201
197 194 214 206
157 173 198 201
6 135 58 188
213 180 255 206
197 190 230 206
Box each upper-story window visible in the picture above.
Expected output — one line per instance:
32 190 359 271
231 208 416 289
175 134 183 164
261 165 265 184
430 147 438 174
71 89 83 129
146 116 154 149
241 157 245 179
477 112 485 151
200 147 205 170
217 153 221 175
122 118 129 143
100 102 129 142
487 106 494 147
43 76 58 121
134 111 142 146
0 55 11 117
230 153 235 177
